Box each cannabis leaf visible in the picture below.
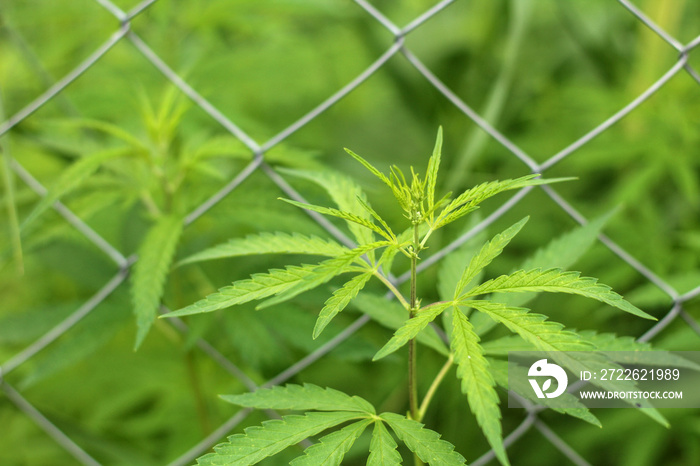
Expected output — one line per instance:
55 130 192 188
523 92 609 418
290 419 373 466
131 214 183 349
164 264 317 317
368 421 403 466
197 411 363 466
453 217 528 299
207 384 466 466
373 301 452 361
22 147 134 230
470 211 613 334
257 241 387 309
314 271 373 338
467 301 667 425
352 293 449 356
279 168 377 246
380 413 467 465
177 232 349 266
487 358 601 427
451 308 508 466
220 384 375 414
281 199 395 242
460 268 655 320
432 175 572 230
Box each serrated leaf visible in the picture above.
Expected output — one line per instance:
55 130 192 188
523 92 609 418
461 268 655 320
466 300 594 353
579 331 700 370
381 413 466 465
494 211 613 308
480 334 536 355
344 148 394 193
367 421 402 466
178 232 348 267
197 411 362 466
436 216 488 302
22 147 133 229
163 264 316 318
132 215 183 350
466 301 668 426
314 272 373 338
434 175 572 229
487 358 601 427
373 302 452 361
355 196 396 241
280 168 376 246
451 309 509 466
291 419 372 466
425 127 442 217
352 293 449 356
281 198 393 242
221 384 375 414
436 216 487 338
453 218 528 300
258 241 387 309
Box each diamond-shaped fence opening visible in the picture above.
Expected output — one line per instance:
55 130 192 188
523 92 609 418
1 1 699 465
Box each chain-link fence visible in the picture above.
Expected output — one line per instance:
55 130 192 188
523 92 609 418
1 1 700 465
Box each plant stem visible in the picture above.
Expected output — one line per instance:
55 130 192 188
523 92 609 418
373 271 410 310
409 223 422 466
418 354 454 422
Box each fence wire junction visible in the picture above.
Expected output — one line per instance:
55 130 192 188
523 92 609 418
1 1 700 465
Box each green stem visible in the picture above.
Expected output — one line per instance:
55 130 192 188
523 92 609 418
417 354 454 422
409 223 422 466
373 271 410 310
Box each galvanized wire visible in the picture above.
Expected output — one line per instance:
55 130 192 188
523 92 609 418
1 0 699 465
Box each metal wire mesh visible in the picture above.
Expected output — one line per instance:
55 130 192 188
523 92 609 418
1 1 699 465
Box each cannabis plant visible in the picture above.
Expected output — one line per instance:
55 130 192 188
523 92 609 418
165 128 659 465
19 88 310 350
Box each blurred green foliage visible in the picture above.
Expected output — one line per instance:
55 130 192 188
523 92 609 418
1 0 699 465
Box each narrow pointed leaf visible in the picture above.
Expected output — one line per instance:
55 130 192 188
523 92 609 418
258 242 387 309
355 196 396 241
281 198 392 242
353 293 449 356
426 126 442 215
434 175 573 229
23 147 133 229
291 419 373 466
451 309 509 465
63 118 149 149
381 413 466 465
466 300 594 353
453 217 528 300
373 302 452 361
280 168 376 246
437 216 488 302
494 211 613 307
314 272 373 338
163 264 317 318
368 421 402 466
178 232 348 266
578 331 700 370
221 384 375 414
197 412 362 466
466 301 668 426
132 215 183 349
462 268 655 320
488 358 601 427
344 148 394 192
